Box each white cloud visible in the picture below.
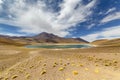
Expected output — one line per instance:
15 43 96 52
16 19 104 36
0 0 3 4
0 0 97 37
81 26 120 42
0 27 25 36
87 23 95 29
105 7 116 14
0 32 25 37
101 12 120 23
0 0 3 11
58 0 97 25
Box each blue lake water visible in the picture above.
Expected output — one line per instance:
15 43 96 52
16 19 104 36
26 44 92 49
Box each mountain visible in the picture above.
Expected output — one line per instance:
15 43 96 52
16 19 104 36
33 32 89 43
91 38 120 46
0 32 89 46
0 35 28 46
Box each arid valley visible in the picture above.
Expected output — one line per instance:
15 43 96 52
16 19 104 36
0 0 120 80
0 33 120 80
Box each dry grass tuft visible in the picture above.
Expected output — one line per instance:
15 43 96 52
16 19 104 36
94 69 99 73
66 78 71 80
41 70 47 75
59 67 65 71
11 75 18 79
85 68 89 71
26 73 31 79
72 71 79 75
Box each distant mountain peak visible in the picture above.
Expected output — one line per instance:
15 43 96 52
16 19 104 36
33 32 89 43
39 32 51 35
34 32 60 39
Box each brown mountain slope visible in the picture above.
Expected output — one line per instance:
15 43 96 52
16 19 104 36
91 38 120 46
91 39 109 45
0 37 27 46
33 32 89 43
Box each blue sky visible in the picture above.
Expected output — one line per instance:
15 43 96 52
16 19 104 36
0 0 120 41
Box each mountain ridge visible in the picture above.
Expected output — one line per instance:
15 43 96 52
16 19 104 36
0 32 89 46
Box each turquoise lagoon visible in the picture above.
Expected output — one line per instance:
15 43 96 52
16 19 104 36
26 44 92 49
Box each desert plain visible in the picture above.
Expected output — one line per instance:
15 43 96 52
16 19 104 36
0 44 120 80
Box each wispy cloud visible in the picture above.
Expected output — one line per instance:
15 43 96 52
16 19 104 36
0 0 3 11
101 12 120 23
0 27 25 36
0 32 25 36
81 26 120 42
0 0 2 4
105 7 116 14
58 0 97 24
0 0 97 37
87 23 95 29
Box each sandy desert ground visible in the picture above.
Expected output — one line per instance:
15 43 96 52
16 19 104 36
0 45 120 80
